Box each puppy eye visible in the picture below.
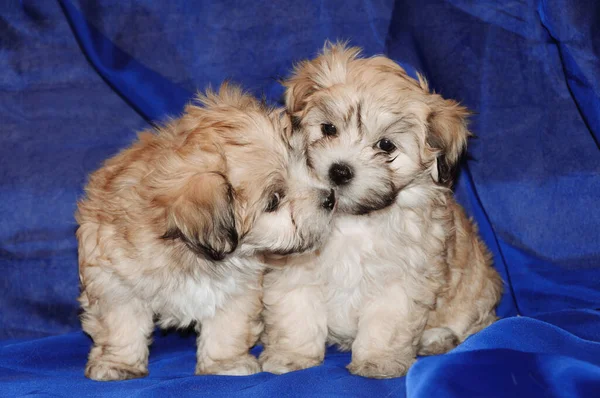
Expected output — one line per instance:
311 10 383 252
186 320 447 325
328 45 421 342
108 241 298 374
377 138 396 153
266 192 281 213
321 123 337 137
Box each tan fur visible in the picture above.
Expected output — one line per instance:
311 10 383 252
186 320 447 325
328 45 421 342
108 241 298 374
260 43 503 378
76 84 335 381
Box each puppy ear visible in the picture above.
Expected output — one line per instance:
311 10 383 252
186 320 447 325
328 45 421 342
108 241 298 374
277 110 305 151
426 97 472 186
284 60 318 114
284 42 361 113
161 172 238 261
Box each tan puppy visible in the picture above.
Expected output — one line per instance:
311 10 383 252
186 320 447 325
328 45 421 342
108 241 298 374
76 84 336 381
260 44 503 378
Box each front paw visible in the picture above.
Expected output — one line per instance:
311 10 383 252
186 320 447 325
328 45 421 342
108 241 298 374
259 350 322 374
85 360 148 381
347 355 415 379
196 354 261 376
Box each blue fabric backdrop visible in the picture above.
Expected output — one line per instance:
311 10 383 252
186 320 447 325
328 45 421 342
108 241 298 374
0 0 598 396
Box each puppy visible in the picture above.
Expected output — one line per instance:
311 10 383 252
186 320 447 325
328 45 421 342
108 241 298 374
76 84 336 381
260 44 503 378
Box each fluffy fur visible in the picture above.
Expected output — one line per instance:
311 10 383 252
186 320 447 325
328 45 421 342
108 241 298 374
260 44 503 378
76 84 335 381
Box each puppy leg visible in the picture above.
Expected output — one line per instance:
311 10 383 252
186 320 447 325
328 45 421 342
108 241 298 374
259 267 327 374
417 327 459 356
81 291 154 381
418 305 497 356
195 287 263 376
419 258 501 354
419 213 502 353
348 286 429 379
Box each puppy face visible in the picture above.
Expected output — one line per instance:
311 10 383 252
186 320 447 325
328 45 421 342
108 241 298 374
155 84 335 261
284 44 470 215
225 112 336 257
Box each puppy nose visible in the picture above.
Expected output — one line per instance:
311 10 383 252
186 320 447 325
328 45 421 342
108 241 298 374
321 189 336 211
329 163 354 186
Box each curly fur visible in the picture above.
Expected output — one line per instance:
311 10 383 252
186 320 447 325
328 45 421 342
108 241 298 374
76 84 335 381
260 44 503 378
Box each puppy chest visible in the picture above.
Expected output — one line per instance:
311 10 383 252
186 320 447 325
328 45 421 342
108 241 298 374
150 273 246 326
319 227 372 337
319 215 434 337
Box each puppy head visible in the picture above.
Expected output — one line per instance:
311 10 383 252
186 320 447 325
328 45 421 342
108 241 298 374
285 43 470 214
159 171 238 261
155 84 335 261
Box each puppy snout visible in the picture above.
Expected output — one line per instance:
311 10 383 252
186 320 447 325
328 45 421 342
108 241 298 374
321 189 336 211
329 163 354 186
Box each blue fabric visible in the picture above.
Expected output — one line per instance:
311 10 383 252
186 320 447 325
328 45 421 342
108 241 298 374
0 0 598 396
2 312 599 397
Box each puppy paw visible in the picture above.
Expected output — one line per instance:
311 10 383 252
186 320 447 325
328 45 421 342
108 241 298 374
196 354 261 376
259 351 322 374
347 355 414 379
417 327 459 356
85 360 148 381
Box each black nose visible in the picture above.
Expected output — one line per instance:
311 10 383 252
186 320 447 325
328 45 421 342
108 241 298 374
322 189 336 211
329 163 354 186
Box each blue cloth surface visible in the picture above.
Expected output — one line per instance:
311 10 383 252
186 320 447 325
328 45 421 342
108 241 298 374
0 0 598 396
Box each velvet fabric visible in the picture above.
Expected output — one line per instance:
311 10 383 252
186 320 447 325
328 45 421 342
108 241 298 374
1 1 598 396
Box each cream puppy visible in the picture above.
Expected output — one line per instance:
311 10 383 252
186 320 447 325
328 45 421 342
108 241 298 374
260 44 503 378
76 84 336 381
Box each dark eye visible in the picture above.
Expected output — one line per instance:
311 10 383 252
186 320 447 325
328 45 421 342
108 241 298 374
377 138 396 153
266 192 281 213
321 123 337 137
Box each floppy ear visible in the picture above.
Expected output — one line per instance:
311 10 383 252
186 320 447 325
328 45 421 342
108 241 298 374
284 59 319 114
284 42 362 113
426 96 472 186
277 110 305 152
161 172 239 261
